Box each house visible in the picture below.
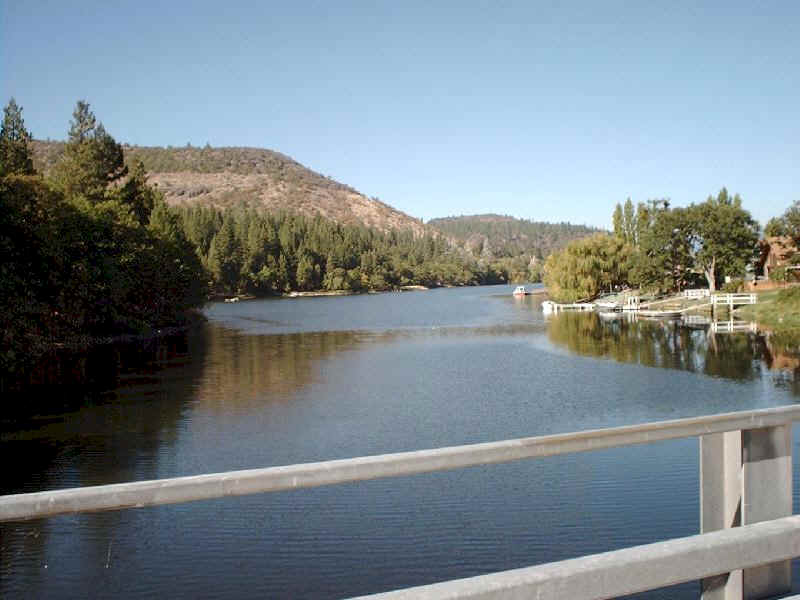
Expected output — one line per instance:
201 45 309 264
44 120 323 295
758 236 798 279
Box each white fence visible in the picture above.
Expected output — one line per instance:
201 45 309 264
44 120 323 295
712 293 757 306
684 289 711 299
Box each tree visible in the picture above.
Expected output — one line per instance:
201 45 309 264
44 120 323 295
622 197 636 244
612 203 623 239
767 201 800 245
689 188 759 291
630 206 693 293
116 160 157 226
543 234 632 302
0 98 35 177
209 214 242 293
764 216 789 238
53 100 128 202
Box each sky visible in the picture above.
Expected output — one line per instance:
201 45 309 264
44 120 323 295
2 1 798 229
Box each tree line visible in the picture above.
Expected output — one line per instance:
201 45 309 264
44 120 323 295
178 206 507 295
543 192 763 302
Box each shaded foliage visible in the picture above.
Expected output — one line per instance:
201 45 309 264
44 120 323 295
1 99 207 382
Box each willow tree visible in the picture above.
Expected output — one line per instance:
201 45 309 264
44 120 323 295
543 234 632 302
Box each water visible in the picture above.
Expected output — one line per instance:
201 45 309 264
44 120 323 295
3 285 800 598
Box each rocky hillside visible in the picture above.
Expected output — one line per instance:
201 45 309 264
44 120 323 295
30 141 426 235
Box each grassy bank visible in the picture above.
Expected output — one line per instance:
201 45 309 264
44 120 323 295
736 287 800 331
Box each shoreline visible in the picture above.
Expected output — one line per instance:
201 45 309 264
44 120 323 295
220 283 546 301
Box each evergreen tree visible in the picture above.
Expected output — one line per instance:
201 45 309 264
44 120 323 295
53 100 128 203
116 160 157 226
0 98 35 177
209 214 243 293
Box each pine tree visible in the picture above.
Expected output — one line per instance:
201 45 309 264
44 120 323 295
116 160 157 226
53 100 128 203
0 98 35 177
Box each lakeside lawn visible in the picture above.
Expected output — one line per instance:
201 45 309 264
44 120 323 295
737 287 800 332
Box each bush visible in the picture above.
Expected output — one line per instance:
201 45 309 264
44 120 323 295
770 266 787 282
720 278 743 293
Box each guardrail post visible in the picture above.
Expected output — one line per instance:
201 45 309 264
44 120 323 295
700 424 792 600
701 431 742 600
741 424 792 599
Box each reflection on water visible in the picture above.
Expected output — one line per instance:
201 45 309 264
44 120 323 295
546 311 800 390
5 285 800 600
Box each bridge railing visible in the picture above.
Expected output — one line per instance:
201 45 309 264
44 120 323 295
3 405 800 600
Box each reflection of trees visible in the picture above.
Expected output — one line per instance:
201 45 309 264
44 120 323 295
760 331 800 396
546 313 771 382
1 330 208 599
192 322 547 413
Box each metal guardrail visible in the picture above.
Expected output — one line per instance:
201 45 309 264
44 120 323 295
352 516 800 600
3 405 800 599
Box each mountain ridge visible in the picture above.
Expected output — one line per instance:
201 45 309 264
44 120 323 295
30 140 427 236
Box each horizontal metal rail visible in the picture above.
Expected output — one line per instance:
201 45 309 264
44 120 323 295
352 516 800 600
3 405 800 522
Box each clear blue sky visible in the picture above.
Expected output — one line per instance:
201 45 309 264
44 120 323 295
2 1 798 229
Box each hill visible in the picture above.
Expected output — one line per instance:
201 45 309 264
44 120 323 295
428 214 601 260
30 141 426 235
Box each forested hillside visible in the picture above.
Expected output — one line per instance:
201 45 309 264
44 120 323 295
30 141 427 235
428 214 601 282
180 207 505 295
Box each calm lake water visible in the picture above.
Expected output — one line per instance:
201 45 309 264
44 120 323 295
3 284 800 598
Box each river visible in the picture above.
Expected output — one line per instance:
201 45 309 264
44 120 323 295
2 284 800 598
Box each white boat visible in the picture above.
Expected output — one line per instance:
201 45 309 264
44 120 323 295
513 286 528 296
595 300 621 312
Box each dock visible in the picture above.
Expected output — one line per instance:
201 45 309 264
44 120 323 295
543 290 756 317
542 300 595 313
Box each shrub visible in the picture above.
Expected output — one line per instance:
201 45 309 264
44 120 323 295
720 278 743 293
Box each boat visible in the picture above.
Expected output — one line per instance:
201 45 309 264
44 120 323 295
513 286 529 296
597 310 624 321
595 300 621 312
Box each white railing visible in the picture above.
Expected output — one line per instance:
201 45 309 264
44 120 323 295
3 405 800 600
710 320 758 334
684 289 711 299
712 293 757 306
